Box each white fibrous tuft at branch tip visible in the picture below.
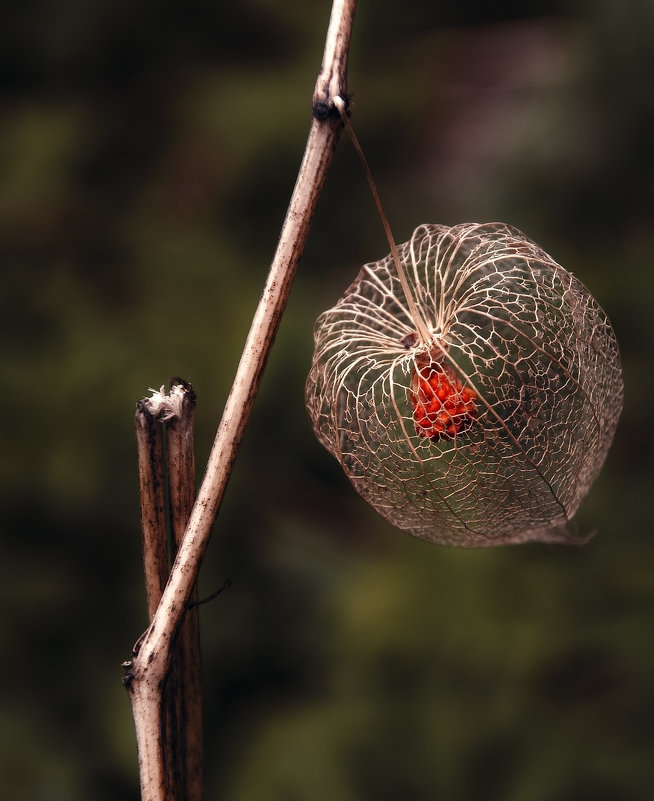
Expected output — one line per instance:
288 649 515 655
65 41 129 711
144 383 187 422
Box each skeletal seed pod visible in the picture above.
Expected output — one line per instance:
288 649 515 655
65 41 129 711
305 222 623 547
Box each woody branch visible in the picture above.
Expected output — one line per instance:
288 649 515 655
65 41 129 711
124 1 357 799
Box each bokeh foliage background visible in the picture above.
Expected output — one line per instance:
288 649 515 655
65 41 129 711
2 0 653 799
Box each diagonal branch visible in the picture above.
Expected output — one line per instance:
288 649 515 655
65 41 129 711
124 2 356 799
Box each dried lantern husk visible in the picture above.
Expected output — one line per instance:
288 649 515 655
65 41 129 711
305 222 623 547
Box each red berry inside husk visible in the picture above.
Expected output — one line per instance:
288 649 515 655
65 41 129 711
410 361 478 440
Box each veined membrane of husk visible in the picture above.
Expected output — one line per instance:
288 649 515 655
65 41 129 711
305 222 623 547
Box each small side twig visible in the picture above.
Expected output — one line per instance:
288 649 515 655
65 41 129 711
189 578 232 609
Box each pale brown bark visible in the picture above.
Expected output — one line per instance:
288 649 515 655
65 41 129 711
125 2 357 799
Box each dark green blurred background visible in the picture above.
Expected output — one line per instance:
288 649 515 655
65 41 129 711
2 1 653 799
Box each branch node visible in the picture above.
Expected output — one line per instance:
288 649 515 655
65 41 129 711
313 92 352 121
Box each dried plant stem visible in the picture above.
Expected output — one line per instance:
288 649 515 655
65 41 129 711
125 2 356 799
134 403 168 621
333 95 432 345
133 380 201 800
165 380 202 801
